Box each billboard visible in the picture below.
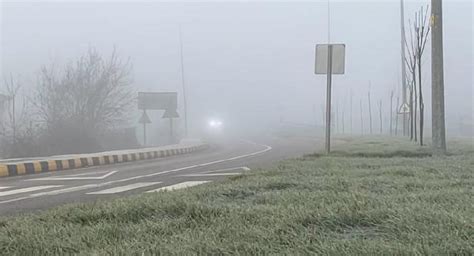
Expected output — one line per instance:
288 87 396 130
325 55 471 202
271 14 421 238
137 92 177 110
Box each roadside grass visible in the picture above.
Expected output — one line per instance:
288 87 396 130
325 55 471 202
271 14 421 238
0 137 473 255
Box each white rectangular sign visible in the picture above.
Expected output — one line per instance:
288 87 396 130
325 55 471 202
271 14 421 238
315 44 346 75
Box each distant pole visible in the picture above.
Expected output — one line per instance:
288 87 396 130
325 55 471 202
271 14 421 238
169 118 174 144
431 0 447 153
400 0 408 136
10 75 16 144
368 82 373 134
142 110 147 146
390 90 394 135
179 25 189 137
325 45 333 154
395 96 400 135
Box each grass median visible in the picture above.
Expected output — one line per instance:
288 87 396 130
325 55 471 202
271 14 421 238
1 136 473 255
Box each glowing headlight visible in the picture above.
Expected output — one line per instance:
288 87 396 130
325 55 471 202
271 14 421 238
208 119 223 128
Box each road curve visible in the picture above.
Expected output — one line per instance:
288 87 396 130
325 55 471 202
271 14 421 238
0 136 320 216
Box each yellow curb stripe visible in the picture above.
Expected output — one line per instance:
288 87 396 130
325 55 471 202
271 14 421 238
17 164 26 175
33 162 42 173
48 160 57 171
0 165 8 177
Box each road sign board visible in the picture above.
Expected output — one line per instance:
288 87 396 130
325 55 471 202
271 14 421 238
162 109 180 119
138 111 152 124
315 44 346 75
398 103 410 114
138 92 177 110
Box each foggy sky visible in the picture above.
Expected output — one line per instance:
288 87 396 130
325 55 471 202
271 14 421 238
1 0 472 135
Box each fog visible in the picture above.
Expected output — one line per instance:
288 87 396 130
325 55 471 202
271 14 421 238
1 0 472 148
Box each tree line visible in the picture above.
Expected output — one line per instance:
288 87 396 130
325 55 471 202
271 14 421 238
0 48 136 158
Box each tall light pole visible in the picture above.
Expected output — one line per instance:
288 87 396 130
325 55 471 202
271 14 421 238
431 0 447 154
179 25 189 137
400 0 408 136
325 0 332 153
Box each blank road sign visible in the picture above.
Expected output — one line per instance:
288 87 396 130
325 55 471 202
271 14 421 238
315 44 346 75
138 92 177 110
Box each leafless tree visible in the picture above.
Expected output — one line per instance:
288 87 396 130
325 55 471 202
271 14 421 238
405 5 430 146
0 75 38 157
1 74 21 143
413 5 431 146
405 19 418 142
34 48 135 154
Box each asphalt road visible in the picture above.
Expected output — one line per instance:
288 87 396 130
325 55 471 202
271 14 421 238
0 136 320 216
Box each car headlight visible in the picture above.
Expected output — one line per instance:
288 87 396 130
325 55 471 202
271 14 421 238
208 119 223 129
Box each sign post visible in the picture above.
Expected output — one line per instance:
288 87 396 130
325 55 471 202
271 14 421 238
315 44 346 154
162 109 180 144
325 45 333 153
398 103 410 114
138 110 152 145
138 92 179 145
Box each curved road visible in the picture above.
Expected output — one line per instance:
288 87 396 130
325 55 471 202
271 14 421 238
0 136 320 216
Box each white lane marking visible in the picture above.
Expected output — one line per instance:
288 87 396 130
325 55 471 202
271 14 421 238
179 173 242 177
28 171 117 181
31 184 98 197
0 187 10 190
204 166 251 173
0 141 272 204
0 186 63 197
87 182 161 195
147 181 210 193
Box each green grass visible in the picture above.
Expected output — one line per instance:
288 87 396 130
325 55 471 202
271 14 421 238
1 137 473 255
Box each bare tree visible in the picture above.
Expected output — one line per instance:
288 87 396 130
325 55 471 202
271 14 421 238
34 48 135 154
1 74 21 143
405 19 418 142
413 5 431 146
0 75 38 157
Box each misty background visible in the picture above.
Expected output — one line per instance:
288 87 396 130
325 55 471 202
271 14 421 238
1 0 472 148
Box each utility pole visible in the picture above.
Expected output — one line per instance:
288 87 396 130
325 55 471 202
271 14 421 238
142 110 146 146
179 25 189 137
400 0 408 136
324 0 332 153
431 0 447 153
